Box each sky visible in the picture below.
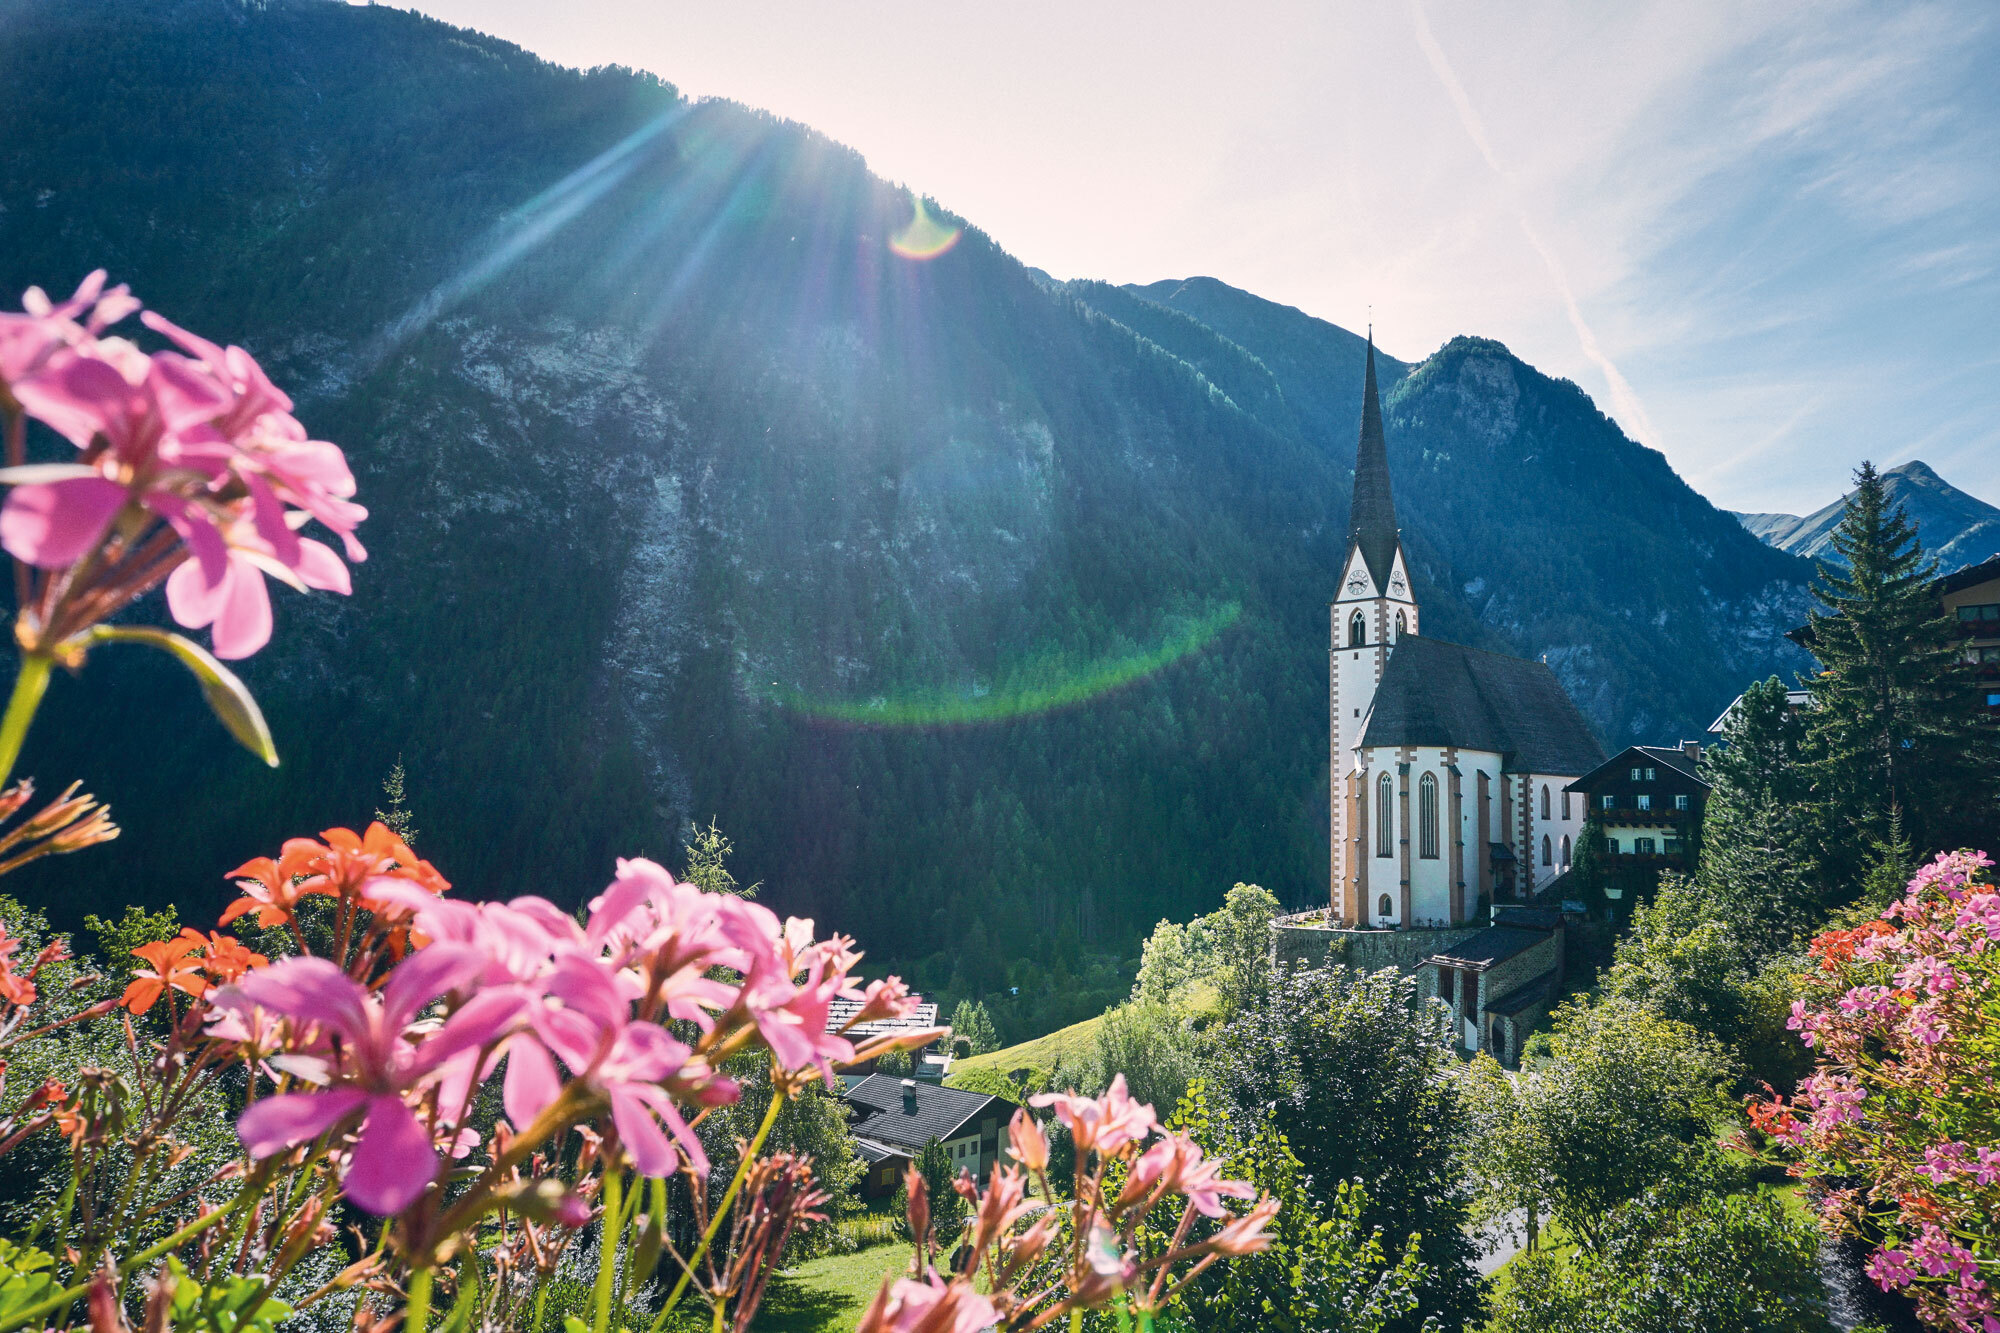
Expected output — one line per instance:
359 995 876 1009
394 0 2000 515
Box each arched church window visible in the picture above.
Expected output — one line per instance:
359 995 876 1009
1561 834 1571 868
1377 894 1393 919
1541 785 1551 820
1376 773 1394 857
1542 834 1552 866
1394 610 1406 642
1349 611 1366 647
1418 773 1439 859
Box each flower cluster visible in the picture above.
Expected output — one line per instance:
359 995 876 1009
858 1075 1277 1332
190 832 938 1224
1752 850 2000 1332
0 272 362 661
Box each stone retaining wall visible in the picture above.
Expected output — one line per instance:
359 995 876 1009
1271 921 1483 974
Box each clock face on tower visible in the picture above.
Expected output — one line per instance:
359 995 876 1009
1390 573 1407 596
1346 570 1369 594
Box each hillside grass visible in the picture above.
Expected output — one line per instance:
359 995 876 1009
743 1246 906 1333
949 980 1222 1090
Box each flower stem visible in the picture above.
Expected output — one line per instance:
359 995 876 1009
0 653 51 791
649 1086 786 1333
0 1184 248 1333
593 1169 623 1333
406 1267 433 1333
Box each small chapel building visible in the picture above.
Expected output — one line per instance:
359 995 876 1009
1329 341 1605 930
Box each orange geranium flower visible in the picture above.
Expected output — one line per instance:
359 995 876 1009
0 920 34 1007
197 930 268 983
122 929 211 1014
220 837 336 928
308 823 451 901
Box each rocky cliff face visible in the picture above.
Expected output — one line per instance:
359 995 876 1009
1733 460 2000 572
1 0 1811 995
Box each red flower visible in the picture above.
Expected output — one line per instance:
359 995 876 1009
198 930 267 983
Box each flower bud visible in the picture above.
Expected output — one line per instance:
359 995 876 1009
1008 1110 1049 1173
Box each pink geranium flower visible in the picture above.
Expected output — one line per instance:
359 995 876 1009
854 1274 997 1333
1032 1075 1160 1159
218 951 520 1213
503 953 718 1177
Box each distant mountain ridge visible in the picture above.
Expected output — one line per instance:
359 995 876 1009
0 0 1813 1003
1733 460 2000 572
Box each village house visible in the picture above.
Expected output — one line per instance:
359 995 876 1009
1566 743 1711 891
840 1076 1019 1199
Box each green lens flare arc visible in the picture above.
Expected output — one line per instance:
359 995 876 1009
763 602 1242 728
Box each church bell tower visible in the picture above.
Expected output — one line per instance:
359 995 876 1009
1330 336 1418 923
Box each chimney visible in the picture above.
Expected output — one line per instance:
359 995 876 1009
901 1078 917 1111
1681 740 1702 763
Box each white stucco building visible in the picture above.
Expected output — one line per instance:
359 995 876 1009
1329 341 1603 928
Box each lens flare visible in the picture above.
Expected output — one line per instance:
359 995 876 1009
763 602 1241 728
889 196 961 260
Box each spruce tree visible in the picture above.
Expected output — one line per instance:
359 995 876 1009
1697 677 1822 949
1802 462 1998 872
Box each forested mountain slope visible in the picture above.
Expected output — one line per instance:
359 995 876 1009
0 0 1809 1022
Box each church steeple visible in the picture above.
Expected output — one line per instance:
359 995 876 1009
1348 335 1401 587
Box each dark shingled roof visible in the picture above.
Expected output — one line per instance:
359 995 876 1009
1358 635 1606 775
843 1075 1015 1152
1423 926 1554 970
1349 338 1402 588
1566 743 1708 792
853 1138 912 1167
1486 969 1561 1018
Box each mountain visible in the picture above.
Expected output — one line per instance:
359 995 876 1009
1733 460 2000 572
0 0 1812 1033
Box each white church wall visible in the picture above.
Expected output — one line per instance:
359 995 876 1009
1527 772 1587 890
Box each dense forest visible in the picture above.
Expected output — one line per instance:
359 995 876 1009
0 0 1813 1036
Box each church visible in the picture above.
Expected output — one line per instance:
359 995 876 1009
1329 341 1604 929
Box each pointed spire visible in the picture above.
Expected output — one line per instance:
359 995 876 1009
1349 333 1400 587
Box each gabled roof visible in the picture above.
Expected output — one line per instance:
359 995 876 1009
1940 554 2000 595
1358 636 1606 776
823 998 941 1043
1421 925 1553 971
1564 744 1710 792
1348 337 1402 589
853 1137 913 1167
842 1075 1016 1152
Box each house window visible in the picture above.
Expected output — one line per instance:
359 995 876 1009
1607 837 1619 854
1635 837 1657 855
1675 794 1690 811
1541 834 1552 866
1636 793 1651 811
1394 610 1407 641
1630 767 1641 781
1561 834 1571 867
1419 773 1440 859
1376 773 1394 856
1349 611 1366 647
1562 789 1571 819
1601 793 1615 810
1377 893 1393 919
1645 767 1657 781
1541 785 1550 820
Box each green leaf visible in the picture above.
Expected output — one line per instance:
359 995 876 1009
86 626 279 766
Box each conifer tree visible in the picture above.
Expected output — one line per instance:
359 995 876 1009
948 999 1000 1056
375 758 417 844
1696 677 1822 949
1802 462 1998 871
